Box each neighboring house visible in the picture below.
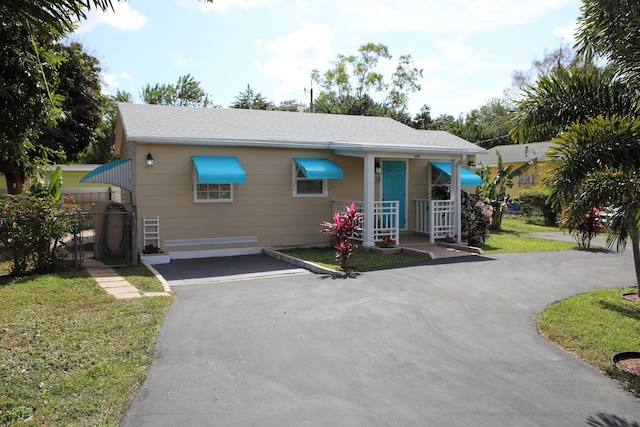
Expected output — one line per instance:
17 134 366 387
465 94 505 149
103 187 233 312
0 164 120 212
475 142 552 198
82 103 485 260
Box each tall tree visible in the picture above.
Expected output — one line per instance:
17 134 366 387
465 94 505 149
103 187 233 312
80 90 133 164
510 64 640 287
546 116 640 290
141 73 214 107
276 99 305 112
311 43 422 118
0 0 120 194
37 42 103 164
505 42 581 103
576 0 640 87
0 18 63 194
230 84 275 110
510 65 637 143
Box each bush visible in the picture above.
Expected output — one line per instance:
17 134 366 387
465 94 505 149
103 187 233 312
461 192 492 247
0 192 79 275
559 207 604 249
514 186 558 226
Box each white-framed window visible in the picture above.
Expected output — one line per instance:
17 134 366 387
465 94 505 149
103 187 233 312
194 181 233 203
293 165 327 197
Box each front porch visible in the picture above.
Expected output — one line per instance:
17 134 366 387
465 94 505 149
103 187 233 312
332 199 457 246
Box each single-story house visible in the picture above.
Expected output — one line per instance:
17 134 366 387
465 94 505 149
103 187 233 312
475 141 552 198
83 102 485 260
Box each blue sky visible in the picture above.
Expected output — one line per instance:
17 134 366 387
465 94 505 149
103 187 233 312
71 0 581 118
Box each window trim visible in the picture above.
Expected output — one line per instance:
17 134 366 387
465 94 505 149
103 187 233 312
292 163 328 197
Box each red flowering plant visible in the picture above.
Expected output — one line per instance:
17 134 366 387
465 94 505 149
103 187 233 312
560 207 604 249
444 234 458 243
380 237 395 248
321 202 364 273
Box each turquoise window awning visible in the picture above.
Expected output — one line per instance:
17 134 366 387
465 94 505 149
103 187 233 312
294 158 343 179
192 156 246 184
431 162 482 187
80 158 132 191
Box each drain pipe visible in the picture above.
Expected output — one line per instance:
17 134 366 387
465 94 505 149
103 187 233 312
451 154 467 243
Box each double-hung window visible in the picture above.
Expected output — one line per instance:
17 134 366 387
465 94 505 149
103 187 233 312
195 182 233 202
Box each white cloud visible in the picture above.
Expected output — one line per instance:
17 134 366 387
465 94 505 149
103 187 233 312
254 22 334 103
76 3 146 33
553 21 578 42
101 71 133 94
177 0 268 14
436 40 485 70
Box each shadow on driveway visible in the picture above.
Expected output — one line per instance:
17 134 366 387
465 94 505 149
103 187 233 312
152 254 309 286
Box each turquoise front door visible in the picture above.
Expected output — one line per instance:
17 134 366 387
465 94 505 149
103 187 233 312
382 160 406 229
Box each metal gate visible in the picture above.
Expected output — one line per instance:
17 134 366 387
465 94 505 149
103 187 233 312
72 203 138 268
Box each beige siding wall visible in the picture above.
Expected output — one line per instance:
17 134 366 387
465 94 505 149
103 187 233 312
407 159 431 229
134 144 367 254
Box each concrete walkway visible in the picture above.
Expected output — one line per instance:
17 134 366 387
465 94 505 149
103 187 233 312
83 258 171 299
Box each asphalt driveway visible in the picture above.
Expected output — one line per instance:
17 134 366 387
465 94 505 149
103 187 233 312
122 250 640 426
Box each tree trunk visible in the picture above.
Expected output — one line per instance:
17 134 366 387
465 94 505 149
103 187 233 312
491 204 503 230
3 163 25 195
627 208 640 294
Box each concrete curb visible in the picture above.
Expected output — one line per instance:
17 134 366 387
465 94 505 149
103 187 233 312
263 248 345 277
141 260 173 293
436 242 483 255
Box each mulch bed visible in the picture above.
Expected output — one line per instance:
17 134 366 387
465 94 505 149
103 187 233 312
615 358 640 375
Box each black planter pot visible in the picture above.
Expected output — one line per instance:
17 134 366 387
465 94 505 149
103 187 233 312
611 351 640 374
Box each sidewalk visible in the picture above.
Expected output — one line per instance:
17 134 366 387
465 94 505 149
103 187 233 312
83 257 171 299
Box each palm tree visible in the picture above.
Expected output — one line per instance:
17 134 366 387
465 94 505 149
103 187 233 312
546 115 640 291
510 64 640 290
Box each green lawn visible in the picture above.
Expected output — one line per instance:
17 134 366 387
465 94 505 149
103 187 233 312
0 266 172 425
537 288 640 395
281 247 431 272
479 216 576 254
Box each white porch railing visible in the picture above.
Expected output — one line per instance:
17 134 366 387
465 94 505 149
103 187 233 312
414 199 455 243
332 200 400 245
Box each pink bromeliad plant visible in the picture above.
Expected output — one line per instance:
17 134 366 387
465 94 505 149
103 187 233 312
321 202 364 273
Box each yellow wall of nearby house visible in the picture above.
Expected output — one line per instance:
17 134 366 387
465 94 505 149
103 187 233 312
485 159 552 199
0 166 111 193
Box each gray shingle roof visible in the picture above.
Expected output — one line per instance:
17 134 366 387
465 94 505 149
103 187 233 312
475 142 552 166
118 102 486 155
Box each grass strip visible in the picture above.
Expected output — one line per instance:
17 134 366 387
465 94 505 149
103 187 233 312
479 216 576 254
537 288 640 395
280 247 430 272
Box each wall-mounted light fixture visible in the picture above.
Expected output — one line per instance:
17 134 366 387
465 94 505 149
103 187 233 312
468 160 476 169
146 153 154 167
375 162 381 174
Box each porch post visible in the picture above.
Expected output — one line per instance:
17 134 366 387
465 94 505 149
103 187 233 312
452 159 462 243
363 154 375 247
